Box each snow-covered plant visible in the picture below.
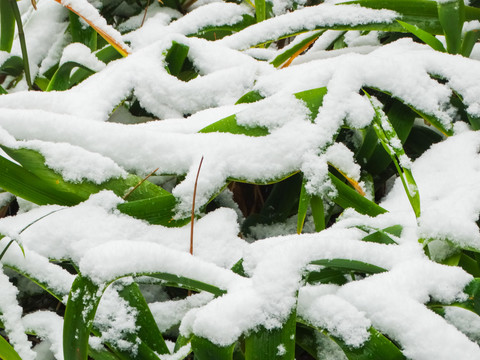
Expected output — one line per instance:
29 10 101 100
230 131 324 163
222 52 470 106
1 0 480 359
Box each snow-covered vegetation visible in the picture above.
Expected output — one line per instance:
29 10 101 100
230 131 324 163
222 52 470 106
1 0 480 358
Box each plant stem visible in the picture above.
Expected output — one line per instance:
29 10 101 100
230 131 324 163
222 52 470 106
8 0 33 90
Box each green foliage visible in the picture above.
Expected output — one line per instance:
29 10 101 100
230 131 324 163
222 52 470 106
2 0 480 359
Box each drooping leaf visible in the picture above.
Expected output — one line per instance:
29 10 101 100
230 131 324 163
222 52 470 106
397 20 446 52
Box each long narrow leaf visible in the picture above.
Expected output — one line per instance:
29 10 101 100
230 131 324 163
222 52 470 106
364 91 421 218
244 310 296 360
0 0 15 52
191 337 235 360
0 334 22 360
437 0 464 54
397 20 446 52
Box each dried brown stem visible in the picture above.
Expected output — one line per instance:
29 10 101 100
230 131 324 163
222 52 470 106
190 156 204 256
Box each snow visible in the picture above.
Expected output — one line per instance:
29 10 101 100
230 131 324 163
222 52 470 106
218 4 398 50
59 43 106 72
1 1 480 359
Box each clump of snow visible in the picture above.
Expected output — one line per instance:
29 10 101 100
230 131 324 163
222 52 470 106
0 267 37 360
60 43 106 72
298 286 371 347
444 306 480 344
20 140 126 184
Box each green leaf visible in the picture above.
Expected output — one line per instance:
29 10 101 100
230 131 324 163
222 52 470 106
117 194 188 226
64 271 227 360
364 91 420 218
270 31 326 68
235 90 265 104
192 337 235 360
296 324 405 360
362 100 416 175
397 20 446 52
64 276 100 360
255 0 266 22
165 41 189 77
297 179 310 234
461 29 480 57
0 56 24 77
328 172 387 217
359 225 402 245
199 114 269 137
7 0 32 89
116 282 170 356
295 87 328 120
0 0 15 52
305 267 347 285
0 334 22 360
47 61 96 91
310 258 387 274
191 14 256 40
69 12 97 51
244 310 296 360
310 195 325 232
0 153 85 205
437 0 464 54
69 45 122 86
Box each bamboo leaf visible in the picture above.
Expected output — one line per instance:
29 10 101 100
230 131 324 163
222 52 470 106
69 12 97 51
297 179 310 234
191 336 235 360
328 172 387 217
52 0 130 57
116 282 170 356
0 0 15 52
199 114 269 136
0 334 22 360
296 324 405 360
244 310 296 360
364 91 421 218
270 31 325 68
64 272 226 360
310 258 387 274
255 0 266 22
310 195 325 232
165 41 189 77
7 0 32 89
47 61 96 91
461 29 480 57
437 0 464 54
397 20 446 52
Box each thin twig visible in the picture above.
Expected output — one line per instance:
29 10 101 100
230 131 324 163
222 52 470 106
123 168 159 200
140 0 151 27
190 156 204 256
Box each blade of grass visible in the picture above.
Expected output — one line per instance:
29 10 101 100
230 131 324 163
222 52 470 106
117 282 170 356
191 336 235 360
7 0 32 89
0 0 15 52
328 172 387 217
364 91 421 218
297 178 310 234
255 0 266 22
296 323 406 360
244 310 296 360
437 0 464 54
69 12 97 51
310 258 387 274
52 0 130 57
0 334 22 360
397 20 446 52
271 31 324 68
